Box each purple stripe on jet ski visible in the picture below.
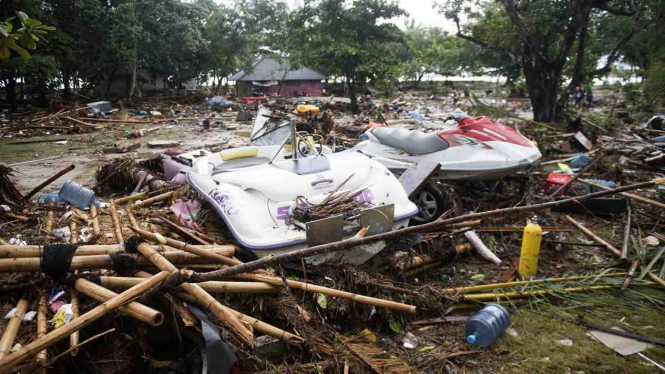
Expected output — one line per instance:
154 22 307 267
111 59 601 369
187 173 420 251
187 173 306 250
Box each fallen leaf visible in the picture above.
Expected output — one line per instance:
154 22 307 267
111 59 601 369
389 320 402 333
316 294 327 309
643 236 660 247
471 274 486 282
360 329 376 343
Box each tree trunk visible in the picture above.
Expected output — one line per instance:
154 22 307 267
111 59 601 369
6 75 17 113
37 78 48 108
128 0 137 100
523 65 560 122
63 68 71 100
104 69 116 99
347 74 359 114
414 73 424 88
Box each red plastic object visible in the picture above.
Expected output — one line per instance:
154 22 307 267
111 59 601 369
544 172 572 195
368 121 386 127
240 97 269 105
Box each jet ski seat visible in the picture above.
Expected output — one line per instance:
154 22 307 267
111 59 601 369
371 128 448 155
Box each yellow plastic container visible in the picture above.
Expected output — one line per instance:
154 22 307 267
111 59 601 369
296 105 320 116
518 219 542 278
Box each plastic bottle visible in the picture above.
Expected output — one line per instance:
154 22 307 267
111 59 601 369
465 304 511 348
518 216 542 278
36 193 63 206
58 180 96 209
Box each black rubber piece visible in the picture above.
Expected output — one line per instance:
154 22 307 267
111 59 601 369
41 244 78 284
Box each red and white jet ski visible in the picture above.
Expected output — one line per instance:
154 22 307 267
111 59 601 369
353 109 542 181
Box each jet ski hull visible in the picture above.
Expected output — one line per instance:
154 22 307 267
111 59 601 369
188 151 417 264
355 114 542 180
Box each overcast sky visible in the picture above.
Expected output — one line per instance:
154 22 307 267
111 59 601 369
220 0 457 33
391 0 456 32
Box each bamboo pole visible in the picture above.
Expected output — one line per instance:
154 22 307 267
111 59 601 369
5 213 30 222
23 165 75 200
621 202 632 260
648 272 665 287
578 179 665 210
100 276 278 294
70 289 79 356
0 271 170 372
156 214 209 245
0 244 235 258
134 241 254 347
131 271 303 344
89 204 101 236
0 298 29 360
62 116 99 128
45 199 55 234
72 278 163 326
129 227 239 267
35 295 47 371
113 192 147 206
130 191 174 207
567 217 665 289
238 273 416 313
148 219 219 244
109 201 123 244
0 248 235 273
621 261 640 290
295 305 312 323
404 261 442 277
35 328 115 372
445 272 629 295
70 207 78 245
131 226 415 312
463 285 614 301
565 215 622 257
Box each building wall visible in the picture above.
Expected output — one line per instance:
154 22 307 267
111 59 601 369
237 80 322 97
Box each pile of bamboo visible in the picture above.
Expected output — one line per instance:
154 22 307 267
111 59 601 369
1 175 664 372
0 191 418 372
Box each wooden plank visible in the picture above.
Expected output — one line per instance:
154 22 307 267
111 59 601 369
398 161 440 198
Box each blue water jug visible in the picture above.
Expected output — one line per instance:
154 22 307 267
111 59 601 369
465 304 510 348
58 180 96 209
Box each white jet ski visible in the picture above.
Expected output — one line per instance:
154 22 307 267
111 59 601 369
353 109 542 181
187 121 418 264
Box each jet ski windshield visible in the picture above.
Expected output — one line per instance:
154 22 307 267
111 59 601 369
271 155 331 175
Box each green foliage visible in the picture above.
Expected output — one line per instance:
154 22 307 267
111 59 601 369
289 0 408 110
201 0 289 89
0 11 55 60
442 0 653 122
401 24 472 86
